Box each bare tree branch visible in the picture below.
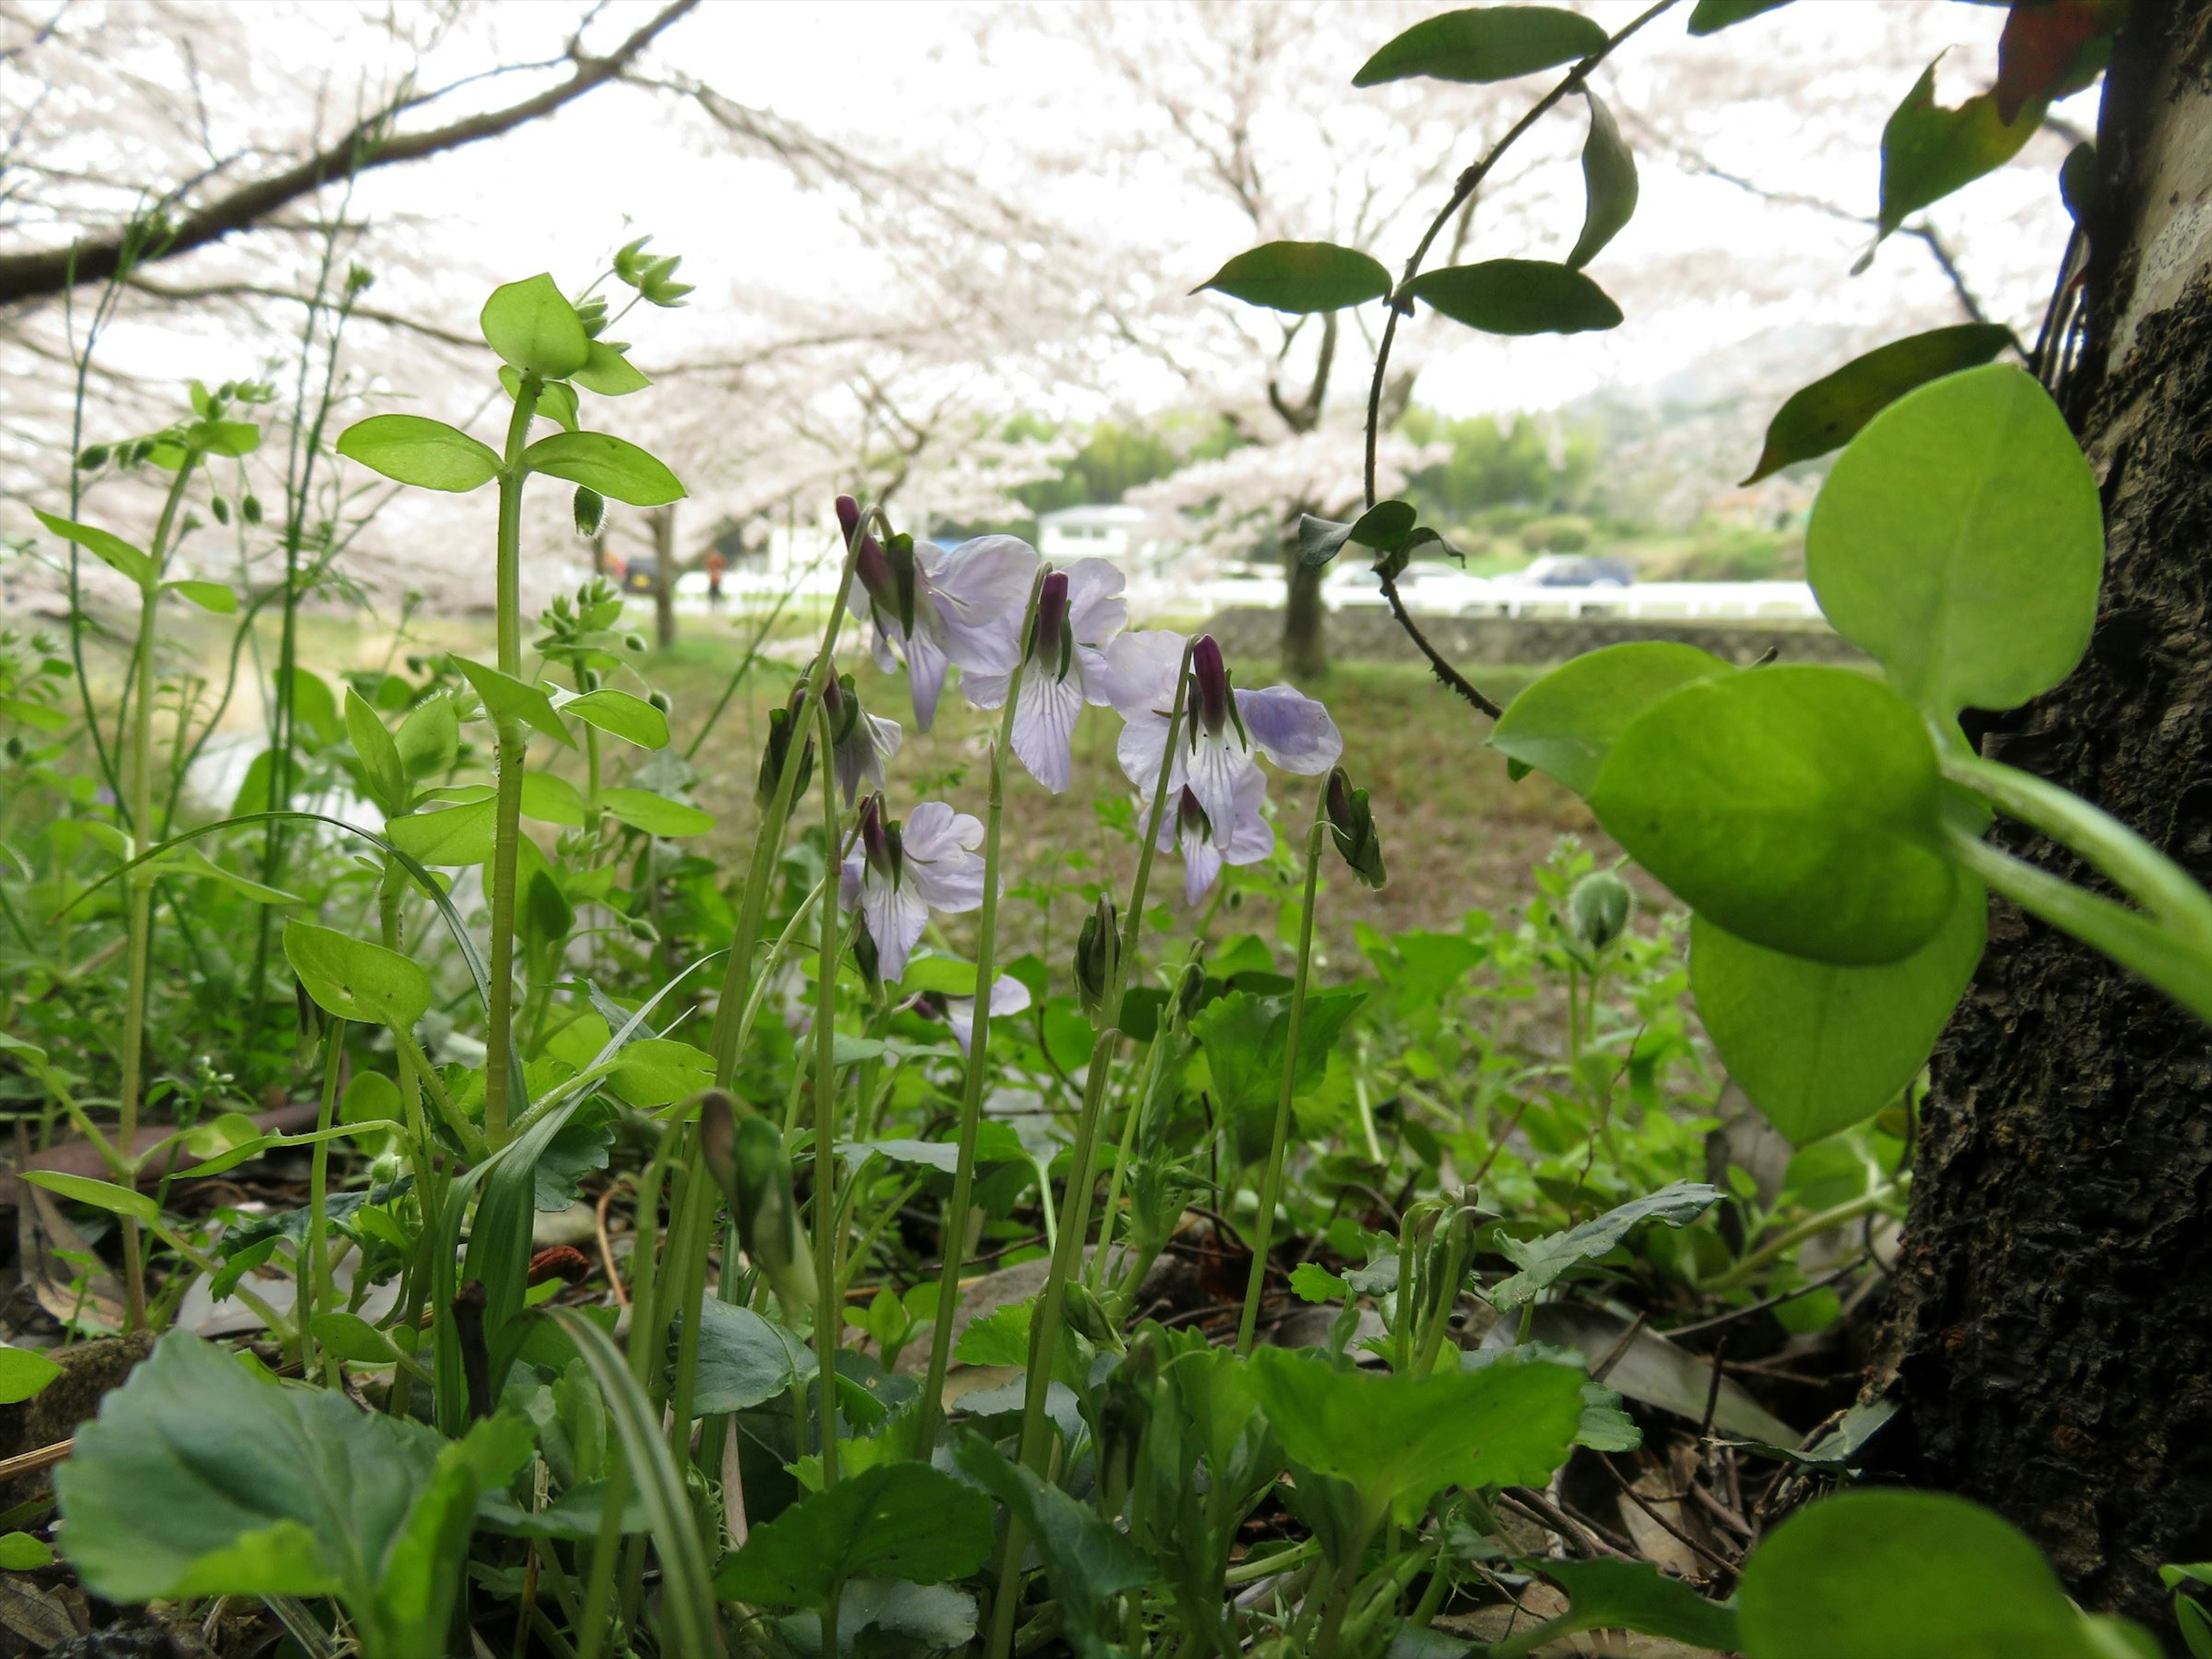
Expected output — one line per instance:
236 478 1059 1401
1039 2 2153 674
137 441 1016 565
0 0 699 307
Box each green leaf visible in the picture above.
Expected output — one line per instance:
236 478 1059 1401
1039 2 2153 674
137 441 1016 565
1737 1490 2140 1658
571 340 652 395
1692 879 1986 1146
600 787 714 838
1877 60 2044 240
175 846 298 906
32 509 154 588
285 666 343 746
501 366 580 432
1489 1181 1721 1308
563 688 670 749
346 687 409 816
518 771 586 827
1541 1559 1740 1651
0 1532 52 1570
1290 1262 1350 1303
900 956 979 996
957 1300 1033 1368
1196 241 1391 314
694 1300 813 1413
335 414 502 494
21 1171 158 1226
1743 324 2015 484
1590 666 1953 966
1567 89 1637 270
1406 260 1622 335
1192 987 1368 1164
310 1312 402 1366
179 1121 401 1180
1354 6 1606 86
166 578 237 613
548 1309 725 1656
480 274 591 379
607 1036 717 1108
522 431 684 506
1688 0 1792 34
0 1343 61 1405
184 419 261 457
283 918 433 1028
714 1461 995 1613
1491 642 1733 797
1246 1346 1584 1525
1806 364 2103 717
384 798 495 866
453 657 575 747
56 1329 524 1654
377 1415 538 1657
395 694 459 782
954 1435 1152 1659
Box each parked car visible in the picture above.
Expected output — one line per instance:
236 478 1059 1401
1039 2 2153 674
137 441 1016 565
1522 553 1634 587
620 556 660 595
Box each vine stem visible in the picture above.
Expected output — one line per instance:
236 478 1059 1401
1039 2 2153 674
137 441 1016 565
988 640 1195 1659
114 452 200 1330
1237 786 1330 1355
483 373 543 1147
1359 0 1679 720
913 571 1048 1460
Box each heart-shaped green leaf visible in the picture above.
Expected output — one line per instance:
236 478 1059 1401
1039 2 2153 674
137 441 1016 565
1197 241 1391 313
522 431 684 506
1807 364 2103 717
1492 642 1734 797
1693 877 1986 1146
283 919 432 1029
1354 6 1605 86
1737 1490 2141 1657
1743 324 2014 484
1590 666 1953 965
479 274 591 379
715 1461 995 1613
335 415 502 494
1567 89 1638 270
1406 260 1622 335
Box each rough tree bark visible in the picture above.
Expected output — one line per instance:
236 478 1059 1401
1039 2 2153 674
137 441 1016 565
1880 0 2212 1627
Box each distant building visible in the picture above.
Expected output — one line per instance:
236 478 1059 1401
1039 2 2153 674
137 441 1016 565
1037 503 1184 574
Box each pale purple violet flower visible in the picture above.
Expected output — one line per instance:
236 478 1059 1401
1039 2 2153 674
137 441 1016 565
843 507 1038 732
935 974 1032 1055
963 558 1127 793
1100 630 1342 899
839 793 986 982
824 673 902 806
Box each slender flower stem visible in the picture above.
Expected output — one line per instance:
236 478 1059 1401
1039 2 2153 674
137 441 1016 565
912 573 1047 1460
304 1020 346 1385
989 642 1194 1659
1237 786 1330 1356
810 692 844 1488
115 453 199 1330
483 374 543 1147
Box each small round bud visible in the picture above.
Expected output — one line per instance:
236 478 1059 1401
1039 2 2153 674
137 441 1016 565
210 495 230 525
241 494 264 525
77 444 111 471
1567 870 1634 953
647 689 671 715
573 486 607 539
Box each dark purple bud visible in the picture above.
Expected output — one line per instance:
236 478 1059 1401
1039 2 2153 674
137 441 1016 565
1033 569 1072 676
836 495 861 540
857 792 903 885
1176 784 1211 845
1190 634 1231 737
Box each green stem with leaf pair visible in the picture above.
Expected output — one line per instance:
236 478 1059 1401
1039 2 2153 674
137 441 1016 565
1237 785 1330 1356
115 452 201 1330
482 374 543 1149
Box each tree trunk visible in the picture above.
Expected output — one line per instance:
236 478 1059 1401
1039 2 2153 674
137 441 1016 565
652 505 677 653
1878 0 2212 1626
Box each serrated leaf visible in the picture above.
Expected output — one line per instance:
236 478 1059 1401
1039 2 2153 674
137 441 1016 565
335 415 502 494
1354 6 1605 86
1197 241 1391 313
1406 260 1622 335
1567 89 1638 270
1744 324 2016 484
1807 365 2103 717
522 431 684 507
714 1461 994 1613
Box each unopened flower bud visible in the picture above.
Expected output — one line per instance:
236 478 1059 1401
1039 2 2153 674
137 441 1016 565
241 494 264 525
755 683 816 807
77 444 110 471
1324 767 1387 890
1567 869 1634 953
835 495 861 541
573 485 606 539
1074 895 1119 1016
699 1090 813 1321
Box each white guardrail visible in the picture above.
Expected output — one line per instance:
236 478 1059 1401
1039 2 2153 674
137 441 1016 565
1169 569 1825 622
